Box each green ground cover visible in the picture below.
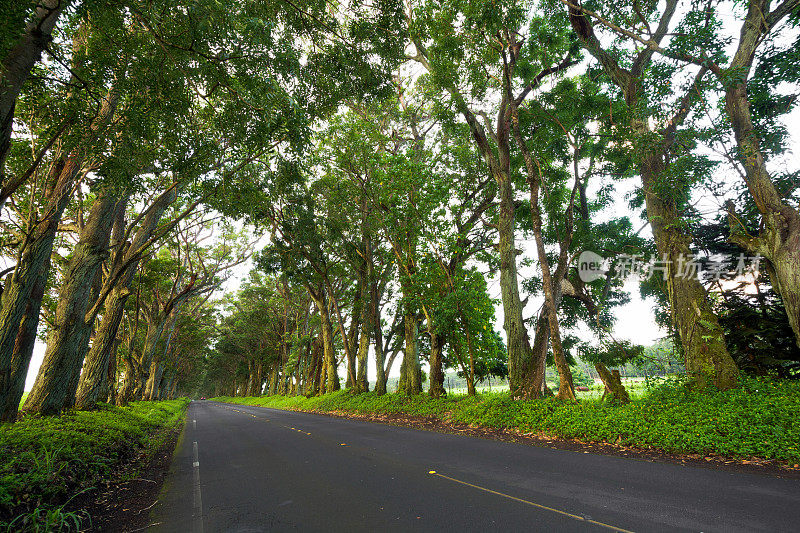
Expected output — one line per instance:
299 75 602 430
447 377 652 399
214 377 800 465
0 399 188 531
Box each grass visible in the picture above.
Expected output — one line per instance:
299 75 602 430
0 399 189 531
213 376 800 465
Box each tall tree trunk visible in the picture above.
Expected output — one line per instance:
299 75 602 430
168 375 179 399
23 190 118 415
79 288 129 406
251 361 263 396
322 311 337 393
144 363 164 401
116 351 137 406
6 76 122 417
246 360 254 396
569 8 739 390
0 159 75 420
0 280 46 421
138 315 166 400
595 363 630 404
372 278 387 396
104 338 119 405
268 366 278 395
523 189 574 397
638 145 739 389
505 61 577 401
310 289 338 393
345 284 362 389
411 42 534 399
146 313 177 401
75 186 177 409
319 356 328 395
355 294 371 393
0 0 66 196
527 307 550 397
428 331 445 397
724 69 800 347
310 336 322 395
324 277 357 389
133 361 148 400
279 358 288 395
354 199 373 394
496 170 535 398
523 244 572 398
158 368 173 400
398 310 422 395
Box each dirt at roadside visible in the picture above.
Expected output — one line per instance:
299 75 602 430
66 426 181 532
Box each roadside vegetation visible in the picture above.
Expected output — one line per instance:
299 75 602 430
214 377 800 465
0 399 188 531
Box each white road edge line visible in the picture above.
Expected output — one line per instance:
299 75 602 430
192 441 204 533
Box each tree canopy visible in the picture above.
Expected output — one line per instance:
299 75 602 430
0 0 798 420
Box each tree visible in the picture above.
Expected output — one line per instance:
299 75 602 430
0 0 68 201
405 0 574 397
580 340 644 404
1 0 405 420
565 0 740 389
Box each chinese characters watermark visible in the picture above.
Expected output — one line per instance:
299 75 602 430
577 251 762 283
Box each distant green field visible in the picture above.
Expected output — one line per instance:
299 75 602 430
18 393 27 408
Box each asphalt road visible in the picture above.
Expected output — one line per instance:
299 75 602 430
151 400 800 532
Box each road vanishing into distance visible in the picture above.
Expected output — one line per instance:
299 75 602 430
151 401 800 532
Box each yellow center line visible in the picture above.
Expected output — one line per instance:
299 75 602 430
216 405 313 436
220 405 269 421
427 471 634 533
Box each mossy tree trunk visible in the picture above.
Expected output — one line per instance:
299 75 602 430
310 287 338 393
428 331 445 397
104 338 119 404
76 186 177 409
637 143 739 389
496 168 536 398
23 190 119 415
10 69 123 417
595 363 630 404
569 6 739 390
345 283 362 389
398 309 422 395
116 351 138 406
324 276 357 390
506 81 576 401
720 0 800 349
0 158 80 420
0 0 65 198
355 292 371 393
268 366 278 395
372 277 387 395
309 336 322 395
355 199 374 394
